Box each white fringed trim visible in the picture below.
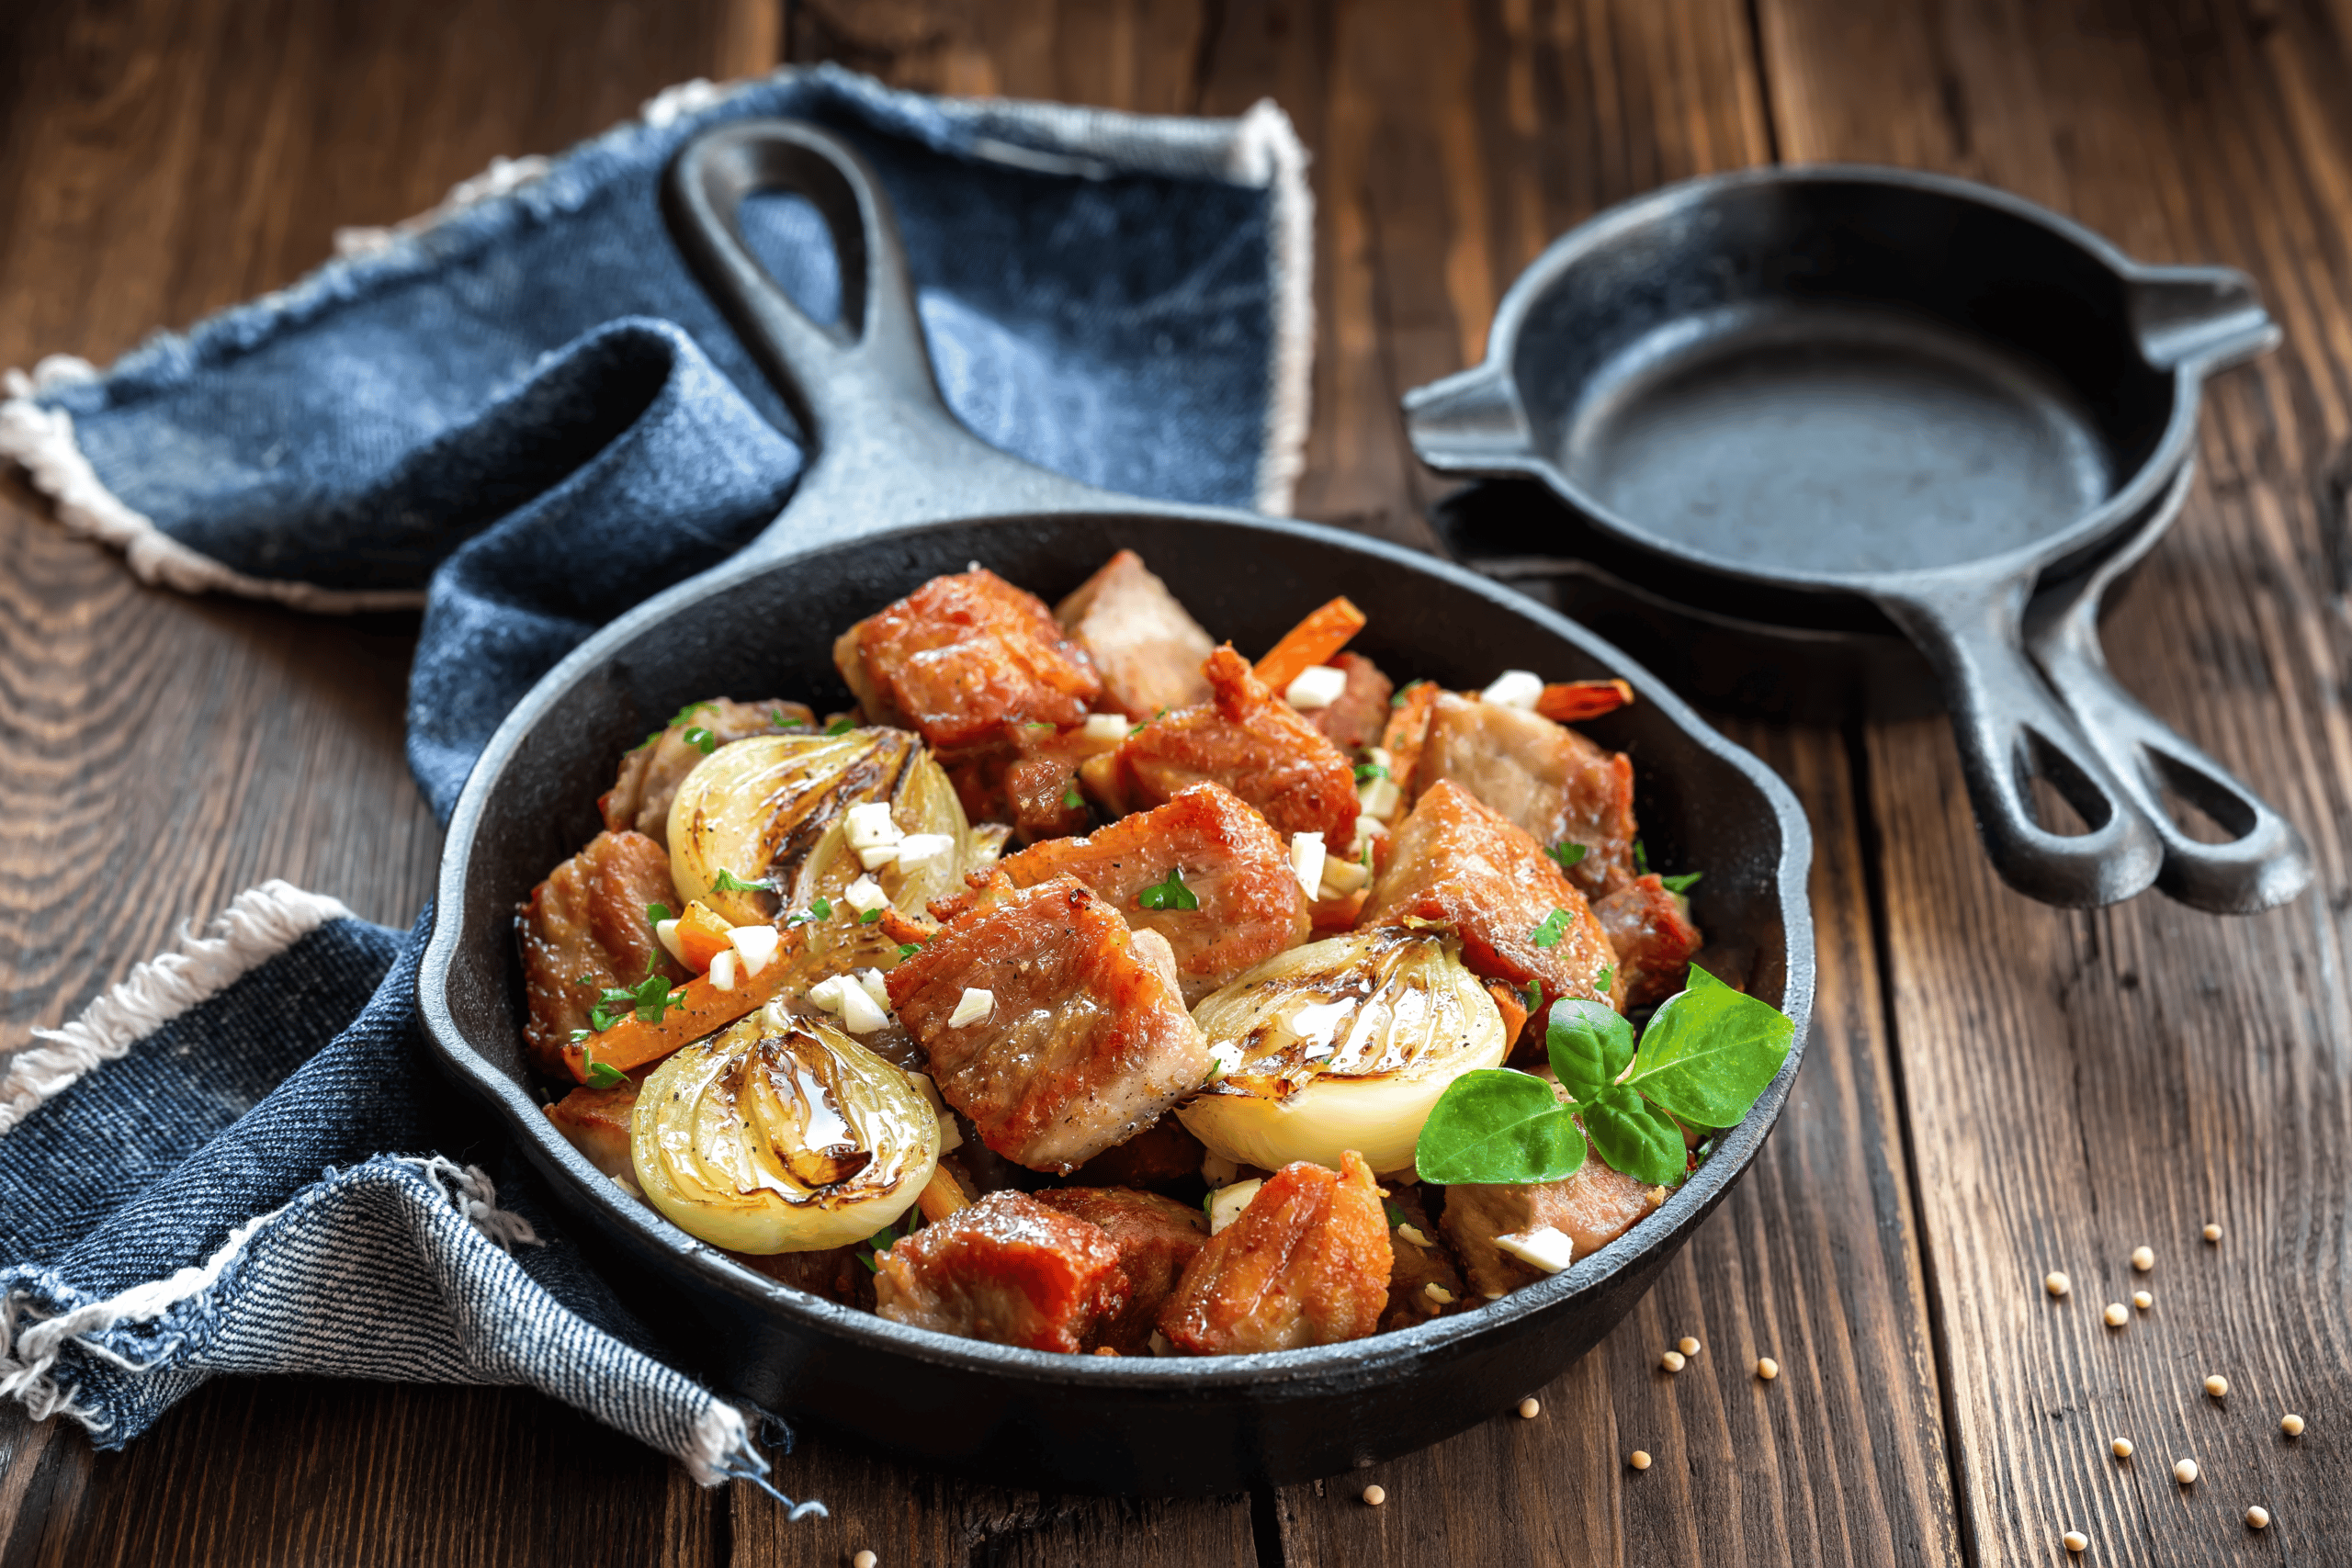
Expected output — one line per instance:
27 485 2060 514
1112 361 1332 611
407 1156 543 1252
0 880 354 1135
333 155 554 260
1227 99 1317 517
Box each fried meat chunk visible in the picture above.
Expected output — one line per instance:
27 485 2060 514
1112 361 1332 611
1364 781 1621 1017
544 1081 637 1179
730 1245 870 1308
1055 550 1216 719
1438 1145 1665 1297
600 697 816 848
949 719 1129 844
1065 1114 1206 1191
1379 1183 1468 1332
1157 1152 1392 1355
1412 693 1637 897
887 874 1212 1173
834 568 1104 751
516 829 684 1077
873 1190 1129 1352
1308 651 1394 753
1593 874 1705 1008
1085 646 1359 845
997 783 1309 1003
1033 1186 1209 1352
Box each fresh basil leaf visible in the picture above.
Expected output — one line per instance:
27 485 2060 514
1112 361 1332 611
1621 964 1793 1128
1580 1085 1686 1185
1546 998 1635 1104
1529 908 1572 949
1415 1069 1586 1185
1660 871 1702 894
1136 867 1198 912
1546 840 1589 873
584 1060 628 1089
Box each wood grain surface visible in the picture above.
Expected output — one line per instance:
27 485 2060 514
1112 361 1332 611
1 0 2344 1563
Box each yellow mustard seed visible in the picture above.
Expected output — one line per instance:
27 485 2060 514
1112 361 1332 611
854 1553 878 1568
1629 1450 1652 1471
1756 1357 1780 1381
1660 1349 1687 1372
2175 1459 2199 1485
2103 1303 2128 1327
2133 1290 2153 1311
1518 1397 1540 1419
2246 1506 2270 1530
2111 1438 2133 1460
2045 1270 2071 1297
2205 1375 2229 1399
2064 1529 2088 1553
1362 1484 1386 1506
2281 1413 2305 1437
2202 1223 2222 1243
1678 1337 1702 1356
2131 1245 2154 1271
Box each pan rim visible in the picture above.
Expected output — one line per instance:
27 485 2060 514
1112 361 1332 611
417 502 1815 1393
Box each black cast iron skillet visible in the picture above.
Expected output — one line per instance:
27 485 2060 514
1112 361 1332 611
417 120 1815 1495
1405 165 2310 914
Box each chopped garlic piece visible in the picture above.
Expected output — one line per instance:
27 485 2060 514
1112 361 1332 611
1209 1179 1264 1235
1494 1225 1576 1273
1200 1150 1240 1187
727 922 780 976
935 1109 963 1153
1283 664 1349 710
843 801 902 852
947 987 995 1028
810 973 889 1033
1205 1042 1244 1082
856 843 900 870
854 968 892 1014
1081 712 1130 743
904 1069 948 1111
707 949 738 992
807 976 849 1013
1481 670 1544 709
1291 831 1327 900
1424 1281 1456 1304
1396 1224 1433 1248
1319 854 1371 898
654 918 686 964
893 833 955 870
1357 774 1401 819
842 874 889 915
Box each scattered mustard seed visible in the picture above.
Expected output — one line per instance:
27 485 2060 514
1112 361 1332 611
1756 1357 1780 1381
2064 1529 2088 1553
1519 1397 1541 1419
854 1553 878 1568
2045 1271 2072 1298
2206 1375 2229 1399
2131 1245 2154 1271
1629 1450 1652 1471
2202 1223 2222 1243
1678 1337 1702 1357
2111 1438 2134 1460
2103 1303 2128 1327
2246 1506 2271 1530
2175 1459 2199 1485
2133 1290 2153 1311
2281 1413 2305 1437
1659 1350 1686 1372
1362 1484 1386 1506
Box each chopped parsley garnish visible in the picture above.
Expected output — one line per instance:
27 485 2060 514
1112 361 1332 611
784 897 834 928
770 708 806 728
682 725 717 754
859 908 883 925
1529 908 1573 949
711 868 777 894
1136 866 1199 912
1546 840 1589 873
826 716 855 736
1061 785 1086 812
896 943 920 959
1383 1199 1408 1229
1024 720 1054 731
1595 964 1615 994
668 702 714 727
1521 979 1544 1016
1353 761 1390 783
591 975 688 1030
1661 871 1703 894
646 902 673 931
1634 838 1649 874
584 1060 629 1089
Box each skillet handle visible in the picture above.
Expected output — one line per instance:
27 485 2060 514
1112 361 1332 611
1872 575 2165 908
663 119 1114 554
2020 470 2312 914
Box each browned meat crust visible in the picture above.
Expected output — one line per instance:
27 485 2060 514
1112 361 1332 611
544 1082 637 1178
1064 1114 1206 1191
997 782 1310 1003
1309 651 1394 753
599 697 816 847
1363 780 1621 1018
1593 874 1705 1008
515 829 684 1077
1438 1145 1665 1298
1033 1186 1209 1352
1412 693 1638 897
1054 549 1216 719
886 874 1212 1173
729 1245 872 1309
873 1190 1129 1352
834 568 1104 751
1157 1151 1392 1355
1379 1183 1468 1333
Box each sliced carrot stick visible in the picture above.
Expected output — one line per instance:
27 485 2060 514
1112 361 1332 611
1535 678 1635 723
672 901 735 971
1486 980 1532 1047
1379 680 1440 800
1254 596 1368 691
564 932 803 1082
915 1164 971 1223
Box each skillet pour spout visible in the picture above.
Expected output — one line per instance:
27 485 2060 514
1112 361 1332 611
416 119 1816 1493
1406 163 2309 914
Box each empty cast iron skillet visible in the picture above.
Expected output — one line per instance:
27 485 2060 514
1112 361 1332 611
415 121 1816 1494
1404 165 2310 913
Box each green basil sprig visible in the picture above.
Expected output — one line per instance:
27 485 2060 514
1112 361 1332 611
1413 965 1792 1187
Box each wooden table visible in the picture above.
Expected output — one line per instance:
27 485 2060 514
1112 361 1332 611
2 1 2343 1562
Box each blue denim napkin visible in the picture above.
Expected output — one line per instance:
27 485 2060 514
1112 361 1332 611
0 64 1310 1503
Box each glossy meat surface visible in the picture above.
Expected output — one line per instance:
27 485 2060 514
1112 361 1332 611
1157 1151 1392 1355
1439 1145 1665 1297
887 874 1212 1173
1054 549 1215 719
873 1190 1129 1352
997 783 1310 1003
1364 781 1621 1016
516 829 684 1077
1593 874 1705 1008
1413 693 1637 897
1033 1186 1209 1352
600 697 815 848
1090 646 1360 845
1065 1114 1206 1191
1308 651 1394 753
544 1081 637 1179
835 569 1104 751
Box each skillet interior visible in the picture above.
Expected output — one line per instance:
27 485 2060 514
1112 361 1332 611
422 506 1815 1494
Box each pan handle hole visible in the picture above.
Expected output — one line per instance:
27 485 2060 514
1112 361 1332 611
2018 731 2114 838
741 191 843 328
2146 750 2256 844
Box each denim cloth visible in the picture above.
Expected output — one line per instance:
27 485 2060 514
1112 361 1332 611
0 65 1307 1495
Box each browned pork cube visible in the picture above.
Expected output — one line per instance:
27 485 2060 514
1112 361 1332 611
544 1081 637 1178
1084 645 1360 845
1157 1152 1392 1355
1055 549 1216 719
873 1190 1129 1353
887 874 1212 1173
1065 1114 1206 1191
998 783 1310 1002
1593 874 1705 1008
1307 651 1394 753
516 829 684 1077
1379 1183 1469 1333
729 1245 870 1309
1033 1187 1209 1352
1411 692 1638 897
599 696 816 846
1439 1145 1666 1298
834 568 1104 751
1364 781 1622 1020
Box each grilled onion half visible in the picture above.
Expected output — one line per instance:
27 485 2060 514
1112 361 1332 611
631 1002 939 1253
1179 927 1508 1175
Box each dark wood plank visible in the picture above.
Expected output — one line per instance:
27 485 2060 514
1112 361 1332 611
1759 0 2352 1561
0 0 773 1562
